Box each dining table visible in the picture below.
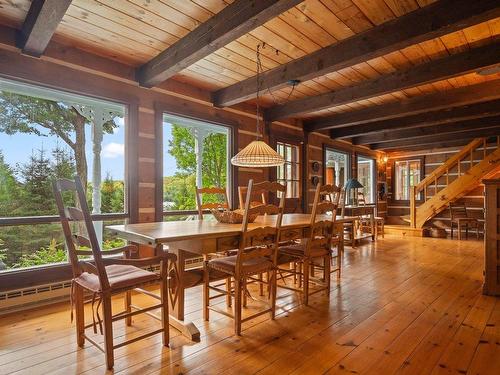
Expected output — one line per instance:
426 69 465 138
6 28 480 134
107 213 356 341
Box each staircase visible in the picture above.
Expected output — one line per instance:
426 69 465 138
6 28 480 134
410 138 500 229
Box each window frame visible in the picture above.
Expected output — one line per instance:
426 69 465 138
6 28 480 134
323 146 351 188
390 156 424 204
0 78 132 290
355 153 377 204
276 141 301 199
155 107 238 220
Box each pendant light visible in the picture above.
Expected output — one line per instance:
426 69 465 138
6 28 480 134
231 44 285 168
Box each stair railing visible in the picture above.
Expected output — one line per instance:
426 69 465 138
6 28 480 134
409 138 486 228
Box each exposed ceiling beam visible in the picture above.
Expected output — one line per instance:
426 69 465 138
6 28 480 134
333 100 500 140
265 43 500 121
386 139 472 153
355 116 500 145
212 0 500 107
17 0 72 57
137 0 303 87
305 79 500 132
370 126 500 150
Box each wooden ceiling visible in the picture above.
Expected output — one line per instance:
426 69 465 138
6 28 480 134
0 0 498 151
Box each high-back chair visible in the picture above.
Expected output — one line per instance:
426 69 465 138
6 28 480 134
278 183 341 305
195 186 229 220
357 191 385 238
203 180 285 335
53 176 176 369
449 202 479 240
238 184 267 209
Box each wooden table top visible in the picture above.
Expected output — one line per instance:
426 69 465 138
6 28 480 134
107 213 355 244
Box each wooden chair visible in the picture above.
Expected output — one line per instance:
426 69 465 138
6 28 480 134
238 184 266 209
277 184 341 306
53 176 176 369
203 180 285 335
195 186 229 219
357 192 385 238
449 202 480 240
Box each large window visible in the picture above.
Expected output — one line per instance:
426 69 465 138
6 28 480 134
324 148 350 188
0 79 126 272
162 115 230 220
394 159 421 201
277 141 300 198
357 155 376 204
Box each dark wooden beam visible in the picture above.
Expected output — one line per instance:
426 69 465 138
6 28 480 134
213 0 500 107
265 43 500 121
17 0 72 57
332 100 500 139
137 0 303 87
355 116 500 145
370 126 500 150
306 79 500 132
386 139 472 153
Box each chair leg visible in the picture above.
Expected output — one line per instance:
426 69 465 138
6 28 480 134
226 277 232 308
325 255 331 296
242 279 248 307
259 273 264 296
270 270 277 319
125 290 132 326
74 284 85 348
203 264 210 321
102 294 114 370
160 279 170 347
234 278 242 336
450 224 453 239
303 259 310 306
465 224 468 240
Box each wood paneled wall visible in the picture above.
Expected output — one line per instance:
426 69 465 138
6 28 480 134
386 143 496 230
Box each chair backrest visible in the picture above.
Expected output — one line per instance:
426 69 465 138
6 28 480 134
195 186 229 219
307 184 341 256
357 191 367 206
53 176 110 290
238 185 267 209
449 202 468 220
236 180 285 275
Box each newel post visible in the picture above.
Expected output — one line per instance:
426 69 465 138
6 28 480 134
410 186 417 228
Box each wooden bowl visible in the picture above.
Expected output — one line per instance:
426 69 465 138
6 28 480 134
210 209 258 224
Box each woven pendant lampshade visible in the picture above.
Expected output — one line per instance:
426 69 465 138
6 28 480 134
231 140 284 167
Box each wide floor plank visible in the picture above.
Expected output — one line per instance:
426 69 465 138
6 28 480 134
0 236 498 375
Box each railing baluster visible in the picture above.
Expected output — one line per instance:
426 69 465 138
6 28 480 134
434 176 437 195
470 149 473 169
446 168 449 185
458 158 461 177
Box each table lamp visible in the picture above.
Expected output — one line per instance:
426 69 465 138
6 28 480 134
344 178 364 206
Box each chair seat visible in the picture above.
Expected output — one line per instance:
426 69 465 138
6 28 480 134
207 255 274 276
75 264 159 293
279 240 330 259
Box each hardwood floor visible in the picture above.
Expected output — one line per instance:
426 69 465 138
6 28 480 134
0 236 498 375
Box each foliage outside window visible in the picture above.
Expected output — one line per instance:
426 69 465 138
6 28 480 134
276 142 300 198
394 159 421 201
357 156 376 204
162 115 229 220
0 79 126 271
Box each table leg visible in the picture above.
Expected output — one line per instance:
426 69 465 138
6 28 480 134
371 213 375 241
166 246 201 342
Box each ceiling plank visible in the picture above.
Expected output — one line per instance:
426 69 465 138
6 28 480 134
17 0 72 57
212 0 500 107
340 100 500 140
370 126 500 150
355 115 500 145
306 79 500 132
136 0 303 87
265 42 500 120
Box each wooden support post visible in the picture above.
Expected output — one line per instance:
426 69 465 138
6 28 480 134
410 186 417 229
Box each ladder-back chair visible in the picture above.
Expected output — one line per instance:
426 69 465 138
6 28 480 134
357 191 385 238
449 202 480 240
278 184 341 305
53 176 176 369
195 186 229 220
238 184 267 209
203 180 285 335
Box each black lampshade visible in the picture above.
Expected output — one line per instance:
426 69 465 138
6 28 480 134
344 178 363 190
